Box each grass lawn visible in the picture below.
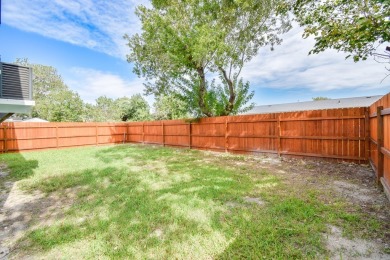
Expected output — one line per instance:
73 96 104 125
0 144 389 259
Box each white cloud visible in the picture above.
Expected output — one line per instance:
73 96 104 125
241 26 388 92
2 0 149 58
65 68 153 104
3 1 388 98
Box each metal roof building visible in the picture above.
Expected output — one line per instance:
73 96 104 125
0 62 35 122
23 118 49 122
243 95 383 115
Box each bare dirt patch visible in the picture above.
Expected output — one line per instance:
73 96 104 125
333 180 374 204
0 172 78 259
243 196 265 206
205 151 390 258
326 225 387 260
279 160 390 258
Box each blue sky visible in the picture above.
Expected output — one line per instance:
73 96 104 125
0 0 389 107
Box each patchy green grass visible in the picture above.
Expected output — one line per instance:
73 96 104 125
0 144 386 259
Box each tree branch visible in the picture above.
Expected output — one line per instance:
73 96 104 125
218 66 235 115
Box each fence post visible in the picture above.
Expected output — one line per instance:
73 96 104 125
123 124 126 144
188 122 192 149
142 123 145 144
56 125 59 148
377 106 384 185
277 114 281 157
95 124 98 145
225 117 228 153
126 123 129 143
1 125 3 153
162 122 165 147
364 108 370 162
3 125 7 153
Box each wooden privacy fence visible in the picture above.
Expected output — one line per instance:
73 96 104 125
2 92 390 200
0 107 369 163
127 107 368 163
369 93 390 200
0 122 129 152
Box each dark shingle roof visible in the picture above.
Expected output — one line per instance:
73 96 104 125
243 95 382 115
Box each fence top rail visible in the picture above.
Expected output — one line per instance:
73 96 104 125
279 115 365 121
1 122 129 127
381 108 390 116
1 125 129 129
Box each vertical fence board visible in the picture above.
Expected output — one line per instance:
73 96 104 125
376 106 384 184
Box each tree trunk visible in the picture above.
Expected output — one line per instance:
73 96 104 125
196 67 213 117
219 67 235 116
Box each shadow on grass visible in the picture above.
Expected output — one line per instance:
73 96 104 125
0 152 39 257
16 163 240 258
0 153 38 180
0 152 38 209
15 159 329 258
94 144 195 164
96 144 153 163
6 145 377 259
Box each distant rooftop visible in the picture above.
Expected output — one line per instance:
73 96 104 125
23 118 49 122
243 95 383 115
5 117 49 123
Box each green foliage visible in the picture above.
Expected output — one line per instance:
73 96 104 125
14 59 151 122
286 0 390 61
116 94 152 121
36 88 85 122
81 103 96 122
89 96 119 122
126 0 290 117
86 95 151 122
153 93 191 120
14 59 85 122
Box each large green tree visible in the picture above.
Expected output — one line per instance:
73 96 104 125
15 59 85 122
126 0 289 117
153 93 190 120
14 59 151 122
285 0 390 62
90 96 119 122
86 95 151 122
36 88 84 122
116 94 151 121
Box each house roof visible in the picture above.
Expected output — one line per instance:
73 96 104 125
243 95 383 115
23 118 49 122
6 117 49 122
